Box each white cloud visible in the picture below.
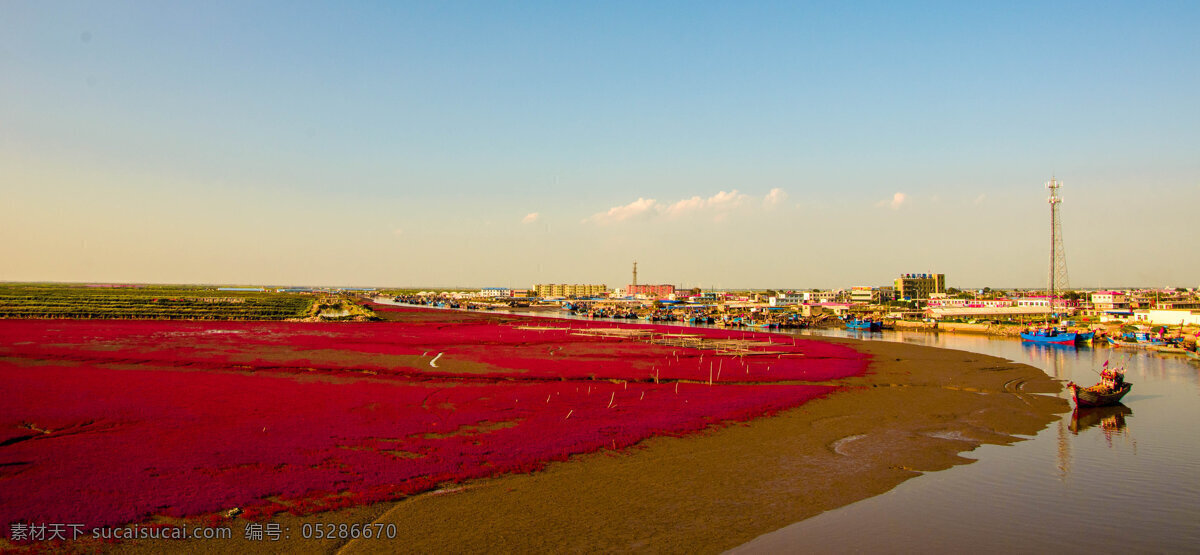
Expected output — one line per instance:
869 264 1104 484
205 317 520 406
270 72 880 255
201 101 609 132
662 196 706 218
707 189 747 209
889 192 907 210
522 212 540 224
974 193 987 205
393 228 404 235
585 189 782 224
582 197 659 224
763 188 788 208
662 190 747 218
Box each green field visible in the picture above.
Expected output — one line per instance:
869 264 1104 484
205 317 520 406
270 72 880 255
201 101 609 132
0 284 315 320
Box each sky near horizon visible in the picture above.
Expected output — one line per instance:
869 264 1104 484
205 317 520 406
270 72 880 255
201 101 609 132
3 1 1198 290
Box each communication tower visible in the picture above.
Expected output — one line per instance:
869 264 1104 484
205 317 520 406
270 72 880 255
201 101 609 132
1047 177 1070 305
632 261 638 287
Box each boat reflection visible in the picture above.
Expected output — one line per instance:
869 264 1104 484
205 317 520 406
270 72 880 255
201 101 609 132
1069 404 1132 446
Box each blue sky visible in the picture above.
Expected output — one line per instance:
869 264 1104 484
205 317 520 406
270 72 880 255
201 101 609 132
3 1 1198 289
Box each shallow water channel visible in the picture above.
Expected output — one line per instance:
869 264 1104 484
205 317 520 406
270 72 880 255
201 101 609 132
734 328 1200 553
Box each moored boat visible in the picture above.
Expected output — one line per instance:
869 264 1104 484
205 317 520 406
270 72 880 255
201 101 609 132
1149 345 1189 355
1066 364 1131 408
845 319 881 331
1067 381 1132 408
1107 335 1167 349
1020 327 1077 345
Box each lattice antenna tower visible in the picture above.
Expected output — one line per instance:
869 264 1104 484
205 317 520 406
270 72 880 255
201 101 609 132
1047 177 1070 302
632 261 638 287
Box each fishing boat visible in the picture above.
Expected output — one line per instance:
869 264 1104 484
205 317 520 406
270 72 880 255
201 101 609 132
1066 364 1131 408
1186 350 1200 362
845 319 881 331
1107 332 1167 349
1067 381 1132 407
1149 344 1190 355
1020 327 1078 345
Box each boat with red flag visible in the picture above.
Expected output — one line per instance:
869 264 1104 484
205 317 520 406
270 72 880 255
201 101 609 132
1066 361 1131 408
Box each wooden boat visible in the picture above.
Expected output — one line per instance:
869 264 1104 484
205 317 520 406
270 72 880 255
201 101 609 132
1149 345 1189 355
1185 350 1200 362
1020 327 1077 345
1107 336 1168 350
1066 381 1132 408
1109 331 1169 349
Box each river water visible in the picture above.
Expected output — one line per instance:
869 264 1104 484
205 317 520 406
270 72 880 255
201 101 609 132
378 302 1200 551
736 328 1200 553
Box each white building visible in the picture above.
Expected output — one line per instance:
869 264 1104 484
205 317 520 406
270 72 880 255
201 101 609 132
927 306 1051 320
926 297 968 308
1131 308 1200 326
768 293 805 306
802 291 838 303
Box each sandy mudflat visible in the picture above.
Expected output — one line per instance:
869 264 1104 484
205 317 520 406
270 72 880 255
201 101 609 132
101 335 1065 555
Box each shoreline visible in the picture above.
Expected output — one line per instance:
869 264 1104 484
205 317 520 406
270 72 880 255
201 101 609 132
338 339 1064 554
101 318 1067 554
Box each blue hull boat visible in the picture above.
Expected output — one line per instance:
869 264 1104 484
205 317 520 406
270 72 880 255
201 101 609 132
1020 329 1078 345
846 320 882 331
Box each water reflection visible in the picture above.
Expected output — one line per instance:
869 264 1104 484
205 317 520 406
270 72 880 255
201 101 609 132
1020 342 1077 378
1069 405 1132 442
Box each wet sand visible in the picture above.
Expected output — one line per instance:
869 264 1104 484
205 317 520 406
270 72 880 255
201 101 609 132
104 336 1065 554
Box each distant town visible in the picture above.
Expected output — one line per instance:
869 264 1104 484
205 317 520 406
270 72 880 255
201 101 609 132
377 270 1200 329
3 273 1197 330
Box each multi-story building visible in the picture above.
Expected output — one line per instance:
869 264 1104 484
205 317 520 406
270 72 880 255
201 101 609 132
850 286 879 304
877 286 895 303
768 292 805 306
801 291 838 303
894 273 946 301
533 284 608 298
1091 291 1129 312
627 284 676 298
478 287 510 298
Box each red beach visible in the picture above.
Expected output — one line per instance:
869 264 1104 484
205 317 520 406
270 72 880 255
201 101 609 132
0 307 868 534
